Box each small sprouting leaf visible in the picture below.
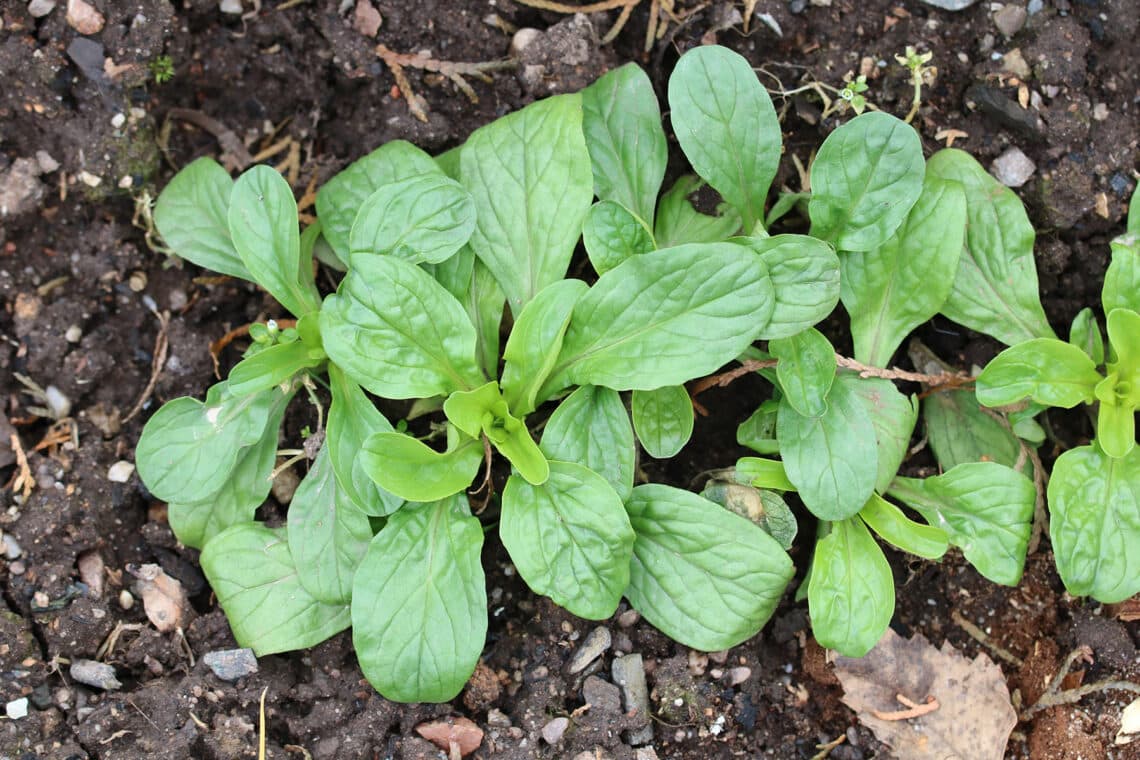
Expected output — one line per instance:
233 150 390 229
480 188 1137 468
226 340 325 398
442 381 502 439
741 234 841 341
201 523 351 654
769 327 837 418
653 175 742 248
808 516 894 657
735 456 796 492
500 461 634 620
808 112 925 252
501 279 589 415
1069 308 1105 366
360 430 483 503
1094 383 1135 459
1048 444 1140 602
631 385 694 459
582 201 656 275
668 45 781 233
540 385 636 502
320 254 484 398
859 494 948 560
976 339 1102 409
888 463 1035 585
842 375 918 493
326 365 403 517
625 484 794 651
348 174 475 265
1103 232 1140 315
352 496 487 703
153 157 250 280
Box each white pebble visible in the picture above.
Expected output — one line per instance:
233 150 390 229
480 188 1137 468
65 325 82 343
107 460 135 483
119 589 135 610
44 385 71 419
5 698 28 720
111 113 126 128
991 147 1036 188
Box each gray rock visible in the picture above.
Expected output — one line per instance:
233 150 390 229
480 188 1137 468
635 749 660 760
991 147 1036 187
966 84 1043 138
70 659 121 690
541 716 569 744
1027 0 1043 13
27 0 56 17
568 626 611 674
612 654 653 745
0 159 45 220
994 4 1028 38
582 675 622 714
202 648 258 682
2 533 22 560
918 0 980 9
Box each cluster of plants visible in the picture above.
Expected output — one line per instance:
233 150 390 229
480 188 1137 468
136 43 1138 702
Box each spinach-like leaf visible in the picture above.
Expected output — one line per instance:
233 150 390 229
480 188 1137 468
582 201 656 275
201 523 351 654
228 165 321 316
326 365 403 516
227 339 325 398
360 430 483 503
698 480 799 550
500 461 634 620
348 174 475 265
321 254 484 398
737 399 780 455
1048 445 1140 602
668 45 780 233
769 328 836 418
735 456 796 492
154 157 250 280
625 484 793 651
501 279 589 415
808 517 894 657
859 494 948 560
352 496 486 703
287 445 372 604
808 112 924 252
976 339 1102 409
653 175 742 248
927 149 1056 344
428 247 506 380
740 234 841 341
923 389 1028 474
777 377 878 520
461 94 593 315
842 374 918 493
581 63 667 226
1103 232 1140 315
540 385 636 502
546 243 774 393
840 174 966 367
631 385 694 459
1070 307 1105 365
888 462 1034 585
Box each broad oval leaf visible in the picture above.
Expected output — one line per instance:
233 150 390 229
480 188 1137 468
352 496 487 703
1048 445 1140 602
500 461 634 620
1103 233 1140 315
976 339 1101 409
769 327 836 418
321 254 484 398
741 234 841 341
625 484 794 651
808 112 924 252
461 94 593 315
360 431 483 503
668 45 780 233
201 523 351 654
581 63 667 226
859 494 948 560
653 175 742 248
540 385 635 502
349 174 475 265
228 165 321 316
923 389 1028 474
154 157 250 280
808 517 895 657
842 374 918 493
777 377 879 520
547 243 774 393
227 340 325 398
582 200 656 275
631 385 694 459
427 248 506 380
326 366 403 517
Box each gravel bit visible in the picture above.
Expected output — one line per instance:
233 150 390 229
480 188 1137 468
541 716 570 744
612 653 653 745
918 0 980 9
70 659 122 690
202 648 259 682
568 625 611 674
991 147 1036 187
5 698 28 720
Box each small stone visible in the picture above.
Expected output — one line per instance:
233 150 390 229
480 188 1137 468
44 385 71 419
66 0 104 34
1001 48 1031 79
128 271 147 291
1092 103 1109 121
32 591 50 609
613 654 653 745
168 288 188 311
65 325 82 343
219 0 243 14
568 626 611 674
0 158 46 219
541 716 569 744
486 708 511 728
107 460 135 483
29 683 52 710
202 648 259 682
1027 0 1042 13
728 666 752 686
993 4 1028 37
77 170 102 188
35 150 59 173
77 551 105 596
118 590 135 610
991 147 1036 188
917 0 980 9
272 467 300 505
28 0 57 18
54 687 72 709
635 749 660 760
352 0 382 37
70 659 122 690
2 532 22 560
118 175 133 189
617 609 640 628
10 561 25 575
111 113 126 128
582 675 622 713
510 28 541 56
6 698 28 720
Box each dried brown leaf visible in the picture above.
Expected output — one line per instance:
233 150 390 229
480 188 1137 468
128 563 187 633
834 628 1016 760
415 716 483 757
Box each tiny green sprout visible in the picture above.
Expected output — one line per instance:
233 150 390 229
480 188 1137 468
838 74 869 115
149 55 175 85
895 46 935 123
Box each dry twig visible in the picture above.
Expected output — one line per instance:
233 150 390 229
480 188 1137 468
7 432 34 500
376 45 517 122
1021 645 1140 719
124 306 170 423
871 693 940 721
950 609 1023 667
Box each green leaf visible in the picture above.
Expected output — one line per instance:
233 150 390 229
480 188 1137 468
582 201 656 275
227 340 324 398
321 254 484 398
888 462 1034 585
808 112 924 251
777 377 878 520
740 234 841 341
348 174 475 265
808 517 894 657
653 175 742 248
631 385 694 459
923 389 1029 473
1130 188 1140 234
540 385 635 502
698 481 798 550
501 279 589 415
1048 444 1140 602
442 381 503 438
735 456 796 492
326 365 403 517
1103 233 1140 315
840 174 966 367
1107 308 1140 384
136 384 276 504
927 148 1055 344
315 140 440 262
201 524 351 654
360 430 483 503
737 399 780 455
765 191 810 228
427 248 506 380
287 445 372 604
668 45 780 233
154 157 250 280
228 165 321 316
352 496 486 703
842 374 918 493
1069 308 1105 366
546 243 774 393
976 339 1102 409
1095 387 1135 459
461 94 593 315
626 485 794 652
770 327 836 418
859 494 948 560
500 461 634 620
581 63 667 226
442 382 549 484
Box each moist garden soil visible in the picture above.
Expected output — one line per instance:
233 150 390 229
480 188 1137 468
1 0 1138 758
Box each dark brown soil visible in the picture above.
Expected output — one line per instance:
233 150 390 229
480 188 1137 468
1 1 1138 758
